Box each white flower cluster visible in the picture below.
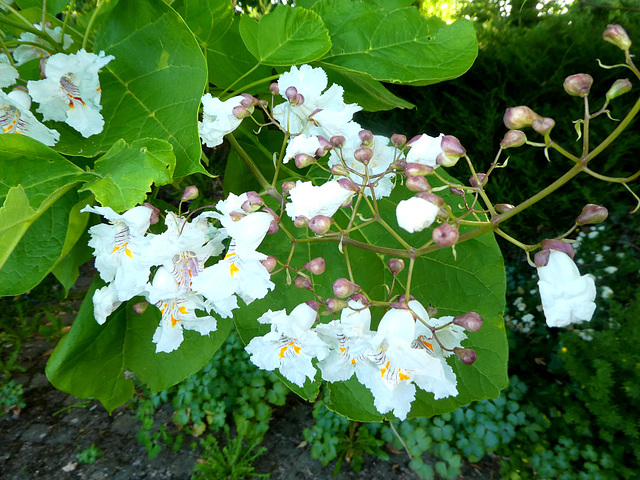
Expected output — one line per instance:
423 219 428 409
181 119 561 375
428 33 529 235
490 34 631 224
246 299 467 420
0 22 113 145
82 192 275 353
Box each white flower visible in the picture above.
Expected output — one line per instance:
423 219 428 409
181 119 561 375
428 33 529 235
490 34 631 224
245 303 329 387
27 49 114 137
0 54 18 88
405 133 444 167
537 250 597 327
13 24 74 65
0 90 60 146
284 134 322 163
211 192 272 252
414 315 467 359
199 94 245 148
285 180 355 220
396 196 440 233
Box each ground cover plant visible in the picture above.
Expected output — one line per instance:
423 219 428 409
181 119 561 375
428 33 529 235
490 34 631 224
1 0 640 478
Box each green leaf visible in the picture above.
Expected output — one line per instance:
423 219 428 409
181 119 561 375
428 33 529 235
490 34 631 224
54 0 208 178
310 0 477 85
46 278 233 413
51 229 94 296
16 0 69 15
239 5 331 66
175 0 234 46
80 138 175 213
0 186 36 272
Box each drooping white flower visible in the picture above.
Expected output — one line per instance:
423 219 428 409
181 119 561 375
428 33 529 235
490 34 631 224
396 196 440 233
211 192 273 252
245 303 329 387
285 180 355 221
537 250 597 327
13 23 73 65
405 133 444 167
0 54 19 88
199 94 246 148
27 49 114 137
284 134 322 164
0 90 60 146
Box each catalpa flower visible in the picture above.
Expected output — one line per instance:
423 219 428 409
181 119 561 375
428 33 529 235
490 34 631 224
0 54 19 89
27 49 114 137
285 180 355 221
405 133 444 167
0 89 60 146
245 303 329 387
199 94 250 148
13 23 74 65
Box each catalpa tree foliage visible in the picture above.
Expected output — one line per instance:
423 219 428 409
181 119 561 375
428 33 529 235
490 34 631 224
0 0 637 422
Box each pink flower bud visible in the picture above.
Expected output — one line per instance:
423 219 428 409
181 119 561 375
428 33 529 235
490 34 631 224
330 164 349 176
306 300 321 312
469 173 487 188
269 83 280 95
143 203 161 225
317 135 332 153
294 275 313 290
326 297 348 312
309 215 332 235
294 216 308 228
406 175 431 192
576 204 608 226
330 135 346 148
606 78 632 100
495 203 515 214
241 191 264 212
180 186 199 202
232 105 252 119
391 133 407 147
240 93 257 108
349 293 369 305
267 220 278 235
388 258 405 275
133 301 149 315
426 306 438 318
404 162 434 177
449 187 465 197
285 86 298 102
532 117 555 136
295 153 316 169
258 99 268 109
358 129 374 146
454 347 477 365
282 181 296 196
437 135 465 167
337 177 360 193
333 278 360 298
261 256 277 272
541 239 575 259
563 74 593 97
432 224 459 247
603 24 631 51
302 257 326 275
453 312 483 332
500 130 527 149
415 192 444 208
533 249 550 267
503 106 541 129
354 147 373 165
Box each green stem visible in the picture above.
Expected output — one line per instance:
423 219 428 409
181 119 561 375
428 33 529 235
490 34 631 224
581 167 640 183
82 0 105 50
220 63 260 99
227 132 280 200
582 95 590 157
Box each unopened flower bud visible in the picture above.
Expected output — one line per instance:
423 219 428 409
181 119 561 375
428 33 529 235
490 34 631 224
537 239 575 263
282 181 296 196
306 300 321 312
267 220 278 235
232 105 252 119
330 164 349 176
453 312 483 332
454 347 477 365
294 216 308 228
415 192 445 208
269 83 280 95
302 257 326 275
133 301 149 315
285 86 299 103
533 249 550 267
388 258 405 276
326 297 348 312
337 177 360 193
316 135 332 153
426 306 438 318
500 130 527 149
349 293 369 305
606 78 632 100
261 256 277 272
354 147 373 165
532 117 555 136
333 278 360 298
404 163 434 177
576 204 608 225
503 106 540 129
294 275 313 290
469 173 487 188
240 93 257 108
437 135 465 167
406 175 431 192
432 224 459 247
241 191 263 212
143 203 161 225
495 203 515 214
330 135 346 148
309 215 332 235
180 185 199 202
358 129 374 146
449 187 465 197
295 153 316 169
391 133 407 147
603 24 631 51
258 99 268 109
563 74 593 97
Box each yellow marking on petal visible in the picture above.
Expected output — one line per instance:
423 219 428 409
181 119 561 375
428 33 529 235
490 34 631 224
339 347 345 353
170 314 178 327
380 361 390 377
111 242 128 254
178 306 188 315
224 252 237 260
293 344 301 354
125 248 133 258
422 340 433 351
351 359 356 365
399 371 410 381
229 262 239 277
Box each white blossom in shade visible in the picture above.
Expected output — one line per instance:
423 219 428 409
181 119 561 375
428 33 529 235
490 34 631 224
27 49 114 137
211 192 272 252
0 90 60 146
149 267 217 354
245 303 329 387
285 180 355 221
414 315 467 359
273 64 361 136
284 134 322 163
199 94 245 148
92 283 122 325
315 299 376 382
357 302 458 420
82 204 154 303
328 131 396 199
405 133 444 167
396 196 440 233
13 24 74 65
0 54 18 88
537 250 597 327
